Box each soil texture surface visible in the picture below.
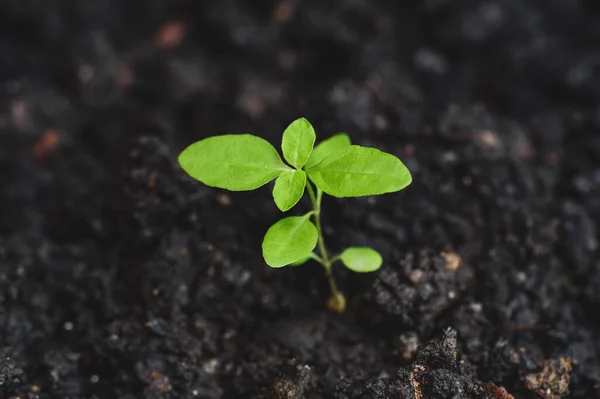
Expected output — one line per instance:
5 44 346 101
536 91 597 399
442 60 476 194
1 0 600 398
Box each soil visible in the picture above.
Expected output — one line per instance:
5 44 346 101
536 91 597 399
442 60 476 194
1 0 600 398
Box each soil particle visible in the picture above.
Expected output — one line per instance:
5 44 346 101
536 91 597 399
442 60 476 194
395 332 420 362
524 358 574 399
267 361 313 399
482 382 515 399
31 128 61 160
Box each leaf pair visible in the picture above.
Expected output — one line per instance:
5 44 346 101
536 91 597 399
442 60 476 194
278 118 414 200
273 122 359 211
261 214 382 272
289 246 383 272
178 118 316 212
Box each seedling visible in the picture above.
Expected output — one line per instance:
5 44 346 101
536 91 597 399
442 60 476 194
178 118 412 312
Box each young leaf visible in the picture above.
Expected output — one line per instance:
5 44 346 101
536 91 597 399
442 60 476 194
179 134 290 191
272 170 307 212
281 117 316 168
262 215 318 268
339 247 382 272
305 133 351 169
305 145 412 197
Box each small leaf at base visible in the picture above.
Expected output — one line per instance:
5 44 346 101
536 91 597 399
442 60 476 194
262 215 318 268
339 247 382 272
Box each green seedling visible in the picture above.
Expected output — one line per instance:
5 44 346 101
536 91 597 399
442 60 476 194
179 118 412 312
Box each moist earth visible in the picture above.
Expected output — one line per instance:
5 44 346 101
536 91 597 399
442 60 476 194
1 0 600 398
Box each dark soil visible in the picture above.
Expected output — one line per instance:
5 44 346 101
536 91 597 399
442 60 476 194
1 0 600 398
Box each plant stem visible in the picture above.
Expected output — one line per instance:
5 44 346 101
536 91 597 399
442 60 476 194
306 181 346 313
307 183 328 263
307 252 324 263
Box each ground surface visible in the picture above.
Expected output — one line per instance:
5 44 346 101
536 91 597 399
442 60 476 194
1 0 599 398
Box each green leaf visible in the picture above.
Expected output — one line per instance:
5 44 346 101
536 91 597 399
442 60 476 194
272 170 306 212
281 118 316 168
262 215 318 268
339 247 382 272
305 133 351 169
306 145 412 197
179 134 290 191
